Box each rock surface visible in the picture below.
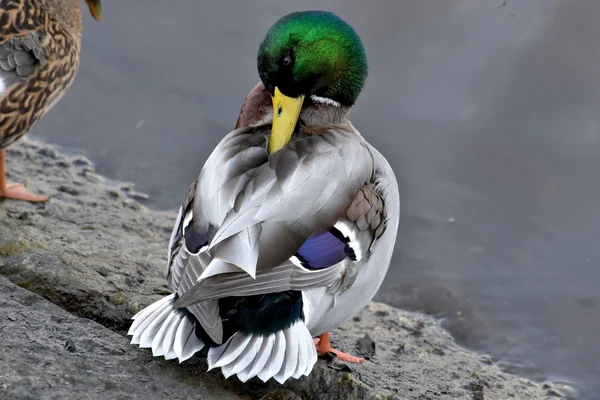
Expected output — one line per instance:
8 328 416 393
0 140 550 400
0 276 248 400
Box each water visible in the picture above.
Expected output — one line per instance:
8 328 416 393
30 0 600 397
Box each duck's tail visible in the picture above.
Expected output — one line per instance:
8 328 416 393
127 294 205 362
127 295 317 383
207 319 318 383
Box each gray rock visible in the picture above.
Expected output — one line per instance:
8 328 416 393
0 276 246 400
355 334 376 360
259 390 302 400
0 140 549 399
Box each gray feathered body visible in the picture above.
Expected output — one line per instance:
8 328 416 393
129 100 399 383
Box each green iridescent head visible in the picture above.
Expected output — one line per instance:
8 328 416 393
257 11 368 107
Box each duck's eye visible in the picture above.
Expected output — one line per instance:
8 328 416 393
282 55 292 66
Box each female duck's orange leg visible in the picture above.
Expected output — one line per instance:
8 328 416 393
0 149 49 203
314 332 364 363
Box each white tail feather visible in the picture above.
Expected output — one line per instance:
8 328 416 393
151 311 178 357
242 335 274 381
162 314 183 360
207 319 317 384
139 306 172 348
209 334 252 369
274 328 298 383
293 330 308 379
129 294 174 343
257 330 286 382
128 294 205 363
224 335 262 378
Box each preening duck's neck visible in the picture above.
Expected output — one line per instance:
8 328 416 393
301 96 351 126
235 82 272 129
235 82 351 129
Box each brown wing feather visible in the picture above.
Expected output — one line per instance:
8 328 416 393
346 182 387 242
0 0 82 149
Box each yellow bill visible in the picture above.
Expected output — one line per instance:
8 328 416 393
268 87 305 154
85 0 102 21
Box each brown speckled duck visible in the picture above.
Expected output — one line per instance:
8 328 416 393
0 0 101 202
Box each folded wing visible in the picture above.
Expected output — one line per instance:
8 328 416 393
167 124 379 344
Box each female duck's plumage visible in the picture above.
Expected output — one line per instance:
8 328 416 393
0 0 101 201
129 10 400 384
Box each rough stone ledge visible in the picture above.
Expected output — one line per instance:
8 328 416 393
0 140 550 399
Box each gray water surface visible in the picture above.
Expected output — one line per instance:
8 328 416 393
32 1 600 397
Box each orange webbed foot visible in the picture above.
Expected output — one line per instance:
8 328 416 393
314 332 365 364
0 182 49 203
0 149 49 203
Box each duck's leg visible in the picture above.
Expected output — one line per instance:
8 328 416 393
314 332 365 363
0 149 49 202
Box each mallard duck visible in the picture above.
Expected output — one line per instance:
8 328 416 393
0 0 101 202
128 10 400 384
